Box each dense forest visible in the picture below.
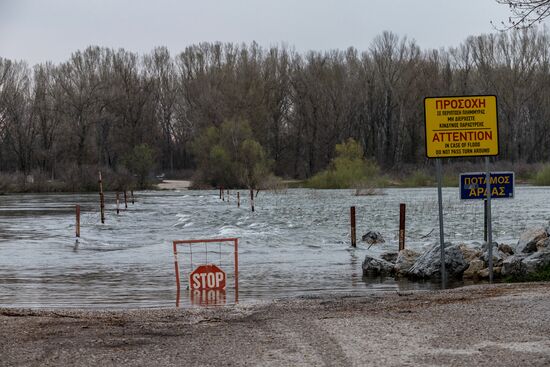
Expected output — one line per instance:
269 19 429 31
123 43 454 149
1 28 550 189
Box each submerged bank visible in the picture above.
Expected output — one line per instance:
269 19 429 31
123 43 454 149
1 283 550 366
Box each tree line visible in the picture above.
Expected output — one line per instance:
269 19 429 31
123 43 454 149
1 28 550 189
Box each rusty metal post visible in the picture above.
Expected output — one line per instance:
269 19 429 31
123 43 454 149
399 203 406 251
219 187 222 199
350 206 356 247
237 192 240 208
222 186 225 201
173 241 181 308
98 171 105 224
227 189 230 203
76 205 81 238
131 190 134 204
250 189 255 212
116 192 120 214
124 191 128 209
234 238 239 304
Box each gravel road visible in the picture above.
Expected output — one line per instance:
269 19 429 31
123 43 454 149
2 283 550 366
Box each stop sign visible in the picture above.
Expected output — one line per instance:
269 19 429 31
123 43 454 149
189 264 226 290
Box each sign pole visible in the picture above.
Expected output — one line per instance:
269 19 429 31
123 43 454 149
425 95 498 285
436 158 446 284
485 157 494 282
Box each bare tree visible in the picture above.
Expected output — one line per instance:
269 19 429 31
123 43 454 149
496 0 550 28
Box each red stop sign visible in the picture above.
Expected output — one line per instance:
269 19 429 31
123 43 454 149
189 264 226 290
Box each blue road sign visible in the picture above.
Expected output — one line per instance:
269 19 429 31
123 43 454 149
459 172 514 200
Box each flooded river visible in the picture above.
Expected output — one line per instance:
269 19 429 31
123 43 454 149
0 187 548 308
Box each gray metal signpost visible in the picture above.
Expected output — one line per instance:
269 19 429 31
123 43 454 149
425 95 499 284
436 159 446 283
485 157 494 281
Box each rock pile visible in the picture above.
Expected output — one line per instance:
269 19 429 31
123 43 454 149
362 222 550 280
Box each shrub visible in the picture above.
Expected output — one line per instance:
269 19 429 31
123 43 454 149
306 138 386 189
533 165 550 186
401 170 432 187
122 144 155 189
192 119 275 188
504 263 550 283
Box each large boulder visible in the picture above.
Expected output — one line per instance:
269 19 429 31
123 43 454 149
463 259 485 279
362 255 394 276
408 243 469 279
516 226 549 254
536 238 550 252
522 250 550 274
380 252 398 263
394 249 420 276
501 255 527 277
458 243 482 262
479 266 502 279
361 231 385 245
481 248 508 267
498 243 514 256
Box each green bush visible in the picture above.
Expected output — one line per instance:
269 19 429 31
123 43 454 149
504 263 550 283
191 119 275 188
400 171 432 187
122 144 155 189
533 165 550 186
306 138 386 189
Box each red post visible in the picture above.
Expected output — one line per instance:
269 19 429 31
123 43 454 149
399 203 406 251
98 171 105 224
350 206 356 247
234 238 239 303
173 241 181 308
76 205 81 238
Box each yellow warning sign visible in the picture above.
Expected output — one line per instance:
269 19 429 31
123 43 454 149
424 95 498 158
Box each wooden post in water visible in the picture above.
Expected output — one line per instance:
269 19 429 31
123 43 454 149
222 186 225 201
219 187 222 199
116 192 120 214
227 189 230 203
250 189 255 212
350 206 356 247
75 205 81 238
237 192 240 208
124 190 128 209
399 203 406 251
98 171 105 224
131 190 134 204
483 199 488 242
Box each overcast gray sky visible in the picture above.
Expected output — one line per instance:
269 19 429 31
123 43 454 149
0 0 515 65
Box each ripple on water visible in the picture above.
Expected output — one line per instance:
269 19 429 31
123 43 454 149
0 187 547 308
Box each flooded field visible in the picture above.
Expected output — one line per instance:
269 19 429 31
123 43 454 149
0 187 548 308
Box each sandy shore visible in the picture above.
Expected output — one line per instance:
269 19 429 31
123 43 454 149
155 180 192 190
2 283 550 366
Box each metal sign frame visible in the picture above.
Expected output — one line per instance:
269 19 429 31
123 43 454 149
459 171 514 200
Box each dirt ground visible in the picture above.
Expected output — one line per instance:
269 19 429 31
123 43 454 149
2 283 550 366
